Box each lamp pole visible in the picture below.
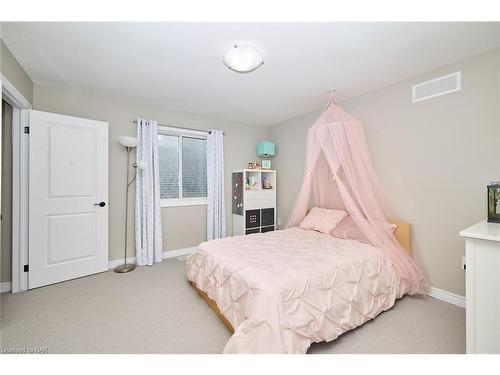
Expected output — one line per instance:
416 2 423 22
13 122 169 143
115 145 137 273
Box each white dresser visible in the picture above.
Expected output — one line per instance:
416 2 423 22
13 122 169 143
460 220 500 354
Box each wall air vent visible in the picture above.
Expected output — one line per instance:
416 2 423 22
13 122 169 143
412 71 461 103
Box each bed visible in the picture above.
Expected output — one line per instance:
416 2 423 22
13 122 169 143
186 221 412 354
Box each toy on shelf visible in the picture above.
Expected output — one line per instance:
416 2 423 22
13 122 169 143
262 175 273 189
245 175 258 190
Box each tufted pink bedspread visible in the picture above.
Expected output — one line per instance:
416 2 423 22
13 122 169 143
186 227 410 354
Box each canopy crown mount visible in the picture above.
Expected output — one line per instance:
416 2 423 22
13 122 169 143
322 89 338 112
327 88 337 104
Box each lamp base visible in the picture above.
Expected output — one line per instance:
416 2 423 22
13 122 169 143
114 263 136 273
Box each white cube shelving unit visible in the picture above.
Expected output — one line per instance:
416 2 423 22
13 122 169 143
232 169 276 236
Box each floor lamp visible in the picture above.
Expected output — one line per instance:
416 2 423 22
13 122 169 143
115 136 138 273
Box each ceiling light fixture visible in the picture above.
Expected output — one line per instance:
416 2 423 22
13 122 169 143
223 44 264 73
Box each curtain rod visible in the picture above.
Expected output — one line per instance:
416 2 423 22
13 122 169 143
130 120 224 135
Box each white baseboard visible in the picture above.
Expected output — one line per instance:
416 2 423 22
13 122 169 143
108 256 137 270
1 282 12 293
163 247 197 259
107 246 197 269
426 286 465 308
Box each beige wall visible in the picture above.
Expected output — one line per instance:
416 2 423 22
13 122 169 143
33 84 267 264
268 48 500 296
1 40 33 104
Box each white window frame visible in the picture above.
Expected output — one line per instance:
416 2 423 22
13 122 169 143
158 125 208 207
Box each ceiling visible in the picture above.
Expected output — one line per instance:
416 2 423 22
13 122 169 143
2 22 500 125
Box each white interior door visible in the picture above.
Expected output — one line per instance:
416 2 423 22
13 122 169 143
29 110 108 289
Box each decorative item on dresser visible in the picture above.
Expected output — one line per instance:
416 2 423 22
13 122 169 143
460 220 500 354
487 182 500 223
232 169 277 235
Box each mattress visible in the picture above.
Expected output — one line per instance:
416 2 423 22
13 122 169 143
186 227 410 354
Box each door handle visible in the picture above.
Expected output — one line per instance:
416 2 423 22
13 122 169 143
94 202 106 207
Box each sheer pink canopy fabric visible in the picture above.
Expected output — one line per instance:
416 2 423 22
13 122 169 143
286 104 427 294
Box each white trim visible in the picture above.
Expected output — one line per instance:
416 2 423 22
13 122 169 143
1 74 32 109
161 197 207 207
158 125 207 139
1 282 12 293
11 109 30 293
412 71 462 103
163 246 197 258
2 74 31 294
107 246 197 269
107 256 137 270
426 286 466 308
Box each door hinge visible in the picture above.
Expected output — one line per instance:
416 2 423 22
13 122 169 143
24 264 29 272
24 126 30 134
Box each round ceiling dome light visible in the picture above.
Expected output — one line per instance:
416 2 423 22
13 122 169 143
223 44 264 73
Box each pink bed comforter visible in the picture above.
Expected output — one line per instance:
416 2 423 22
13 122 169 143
186 227 410 354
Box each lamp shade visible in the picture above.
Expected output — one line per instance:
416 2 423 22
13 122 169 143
257 141 275 157
118 136 138 148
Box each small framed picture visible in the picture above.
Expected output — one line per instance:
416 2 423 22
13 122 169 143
261 160 271 169
488 184 500 223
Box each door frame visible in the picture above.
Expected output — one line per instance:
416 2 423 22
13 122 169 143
1 74 31 293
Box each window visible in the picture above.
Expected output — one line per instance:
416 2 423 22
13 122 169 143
158 126 207 206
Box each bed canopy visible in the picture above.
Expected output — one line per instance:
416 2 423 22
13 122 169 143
286 102 427 294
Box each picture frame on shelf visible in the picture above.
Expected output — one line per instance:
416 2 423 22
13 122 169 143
261 159 271 169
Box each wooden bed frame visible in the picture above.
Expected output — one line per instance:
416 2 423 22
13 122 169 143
190 220 412 333
190 281 236 332
390 220 412 256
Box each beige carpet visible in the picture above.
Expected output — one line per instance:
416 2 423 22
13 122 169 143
0 258 465 354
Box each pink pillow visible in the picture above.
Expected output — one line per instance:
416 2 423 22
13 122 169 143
331 217 397 244
330 215 370 244
299 207 348 235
